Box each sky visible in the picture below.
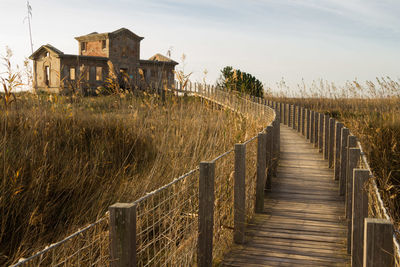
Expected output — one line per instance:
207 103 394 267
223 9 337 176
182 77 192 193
0 0 399 91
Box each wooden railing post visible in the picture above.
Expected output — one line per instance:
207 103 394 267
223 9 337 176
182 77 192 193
323 114 330 160
339 128 350 195
346 146 360 254
292 105 296 130
314 112 319 147
297 106 301 132
310 110 315 143
265 125 273 190
346 137 358 217
318 113 324 152
234 144 246 244
198 161 215 267
306 109 310 140
284 104 288 125
328 118 335 168
334 122 344 180
288 104 292 127
109 203 137 267
272 119 279 176
351 169 370 267
301 107 305 136
363 218 394 267
256 132 267 213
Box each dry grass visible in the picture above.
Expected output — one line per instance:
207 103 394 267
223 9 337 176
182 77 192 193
0 91 263 266
268 77 400 236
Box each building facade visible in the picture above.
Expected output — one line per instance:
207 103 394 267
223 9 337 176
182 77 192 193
29 28 178 94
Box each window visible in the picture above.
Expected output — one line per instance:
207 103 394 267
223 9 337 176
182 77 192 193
96 67 102 81
102 40 106 49
45 52 49 57
45 66 50 86
70 67 75 80
81 42 86 52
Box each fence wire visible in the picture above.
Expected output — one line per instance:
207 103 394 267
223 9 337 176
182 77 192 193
356 140 400 266
11 85 277 267
212 151 235 263
11 216 109 267
135 169 199 267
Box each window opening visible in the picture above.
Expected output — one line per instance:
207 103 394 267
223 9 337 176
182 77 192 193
96 67 102 81
70 67 75 80
45 66 50 86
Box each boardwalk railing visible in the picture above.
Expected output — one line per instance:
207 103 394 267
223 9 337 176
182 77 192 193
278 103 400 267
11 86 278 267
12 95 400 267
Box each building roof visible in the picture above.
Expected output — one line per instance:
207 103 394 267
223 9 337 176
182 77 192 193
140 53 178 65
74 28 144 42
29 44 64 59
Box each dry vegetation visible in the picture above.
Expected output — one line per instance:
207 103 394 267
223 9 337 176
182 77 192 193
0 91 263 266
267 77 400 235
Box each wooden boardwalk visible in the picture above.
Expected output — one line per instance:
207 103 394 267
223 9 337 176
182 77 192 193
223 125 350 266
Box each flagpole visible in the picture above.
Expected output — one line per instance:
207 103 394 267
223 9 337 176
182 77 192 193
27 1 33 54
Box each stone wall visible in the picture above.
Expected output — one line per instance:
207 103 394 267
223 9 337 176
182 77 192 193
108 31 141 82
33 50 61 92
139 62 175 89
60 56 109 94
80 39 109 57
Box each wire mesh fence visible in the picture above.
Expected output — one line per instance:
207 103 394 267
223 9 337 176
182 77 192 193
10 85 277 267
355 138 400 265
135 169 199 267
212 150 235 262
11 216 109 267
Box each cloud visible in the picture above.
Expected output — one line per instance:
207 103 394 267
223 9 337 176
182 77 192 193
250 0 400 32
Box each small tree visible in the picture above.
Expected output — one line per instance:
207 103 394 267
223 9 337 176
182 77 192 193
218 66 264 97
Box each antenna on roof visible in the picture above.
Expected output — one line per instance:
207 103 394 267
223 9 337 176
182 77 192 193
23 1 34 54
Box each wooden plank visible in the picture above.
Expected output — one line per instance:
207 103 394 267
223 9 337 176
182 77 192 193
222 125 349 266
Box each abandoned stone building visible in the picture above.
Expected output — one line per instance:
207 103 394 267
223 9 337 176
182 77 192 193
29 28 178 93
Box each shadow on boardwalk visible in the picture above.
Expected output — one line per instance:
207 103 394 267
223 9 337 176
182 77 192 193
222 125 350 267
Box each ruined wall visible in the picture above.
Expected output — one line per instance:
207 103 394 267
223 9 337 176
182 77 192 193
108 32 140 82
139 63 175 89
60 56 108 94
80 39 109 57
34 51 61 93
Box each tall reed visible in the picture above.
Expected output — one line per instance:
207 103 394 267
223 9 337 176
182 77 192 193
0 92 262 265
